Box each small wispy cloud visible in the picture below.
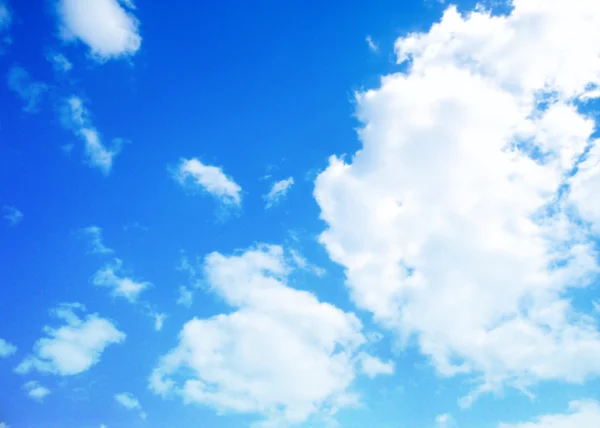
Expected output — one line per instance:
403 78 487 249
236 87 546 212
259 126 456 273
289 249 325 277
46 51 72 72
365 35 379 53
0 1 11 32
2 205 23 226
7 67 48 113
173 158 242 206
0 338 17 357
264 177 294 208
153 313 167 331
435 413 456 428
62 96 125 174
23 380 50 401
114 392 146 419
92 259 150 303
176 286 193 307
81 226 113 254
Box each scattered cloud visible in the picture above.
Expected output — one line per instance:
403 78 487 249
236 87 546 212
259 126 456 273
365 35 379 53
56 0 141 61
314 0 600 405
23 380 51 401
92 259 150 303
0 338 17 357
150 244 383 426
498 400 600 428
82 226 113 254
46 51 72 72
176 286 193 307
16 303 125 376
6 67 48 113
115 392 146 419
0 422 8 428
289 249 326 277
0 1 11 32
2 205 22 226
153 313 167 331
63 96 125 174
436 413 456 428
173 158 242 206
358 353 394 378
264 177 294 208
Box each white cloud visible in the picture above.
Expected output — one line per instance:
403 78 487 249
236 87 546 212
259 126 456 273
358 353 394 378
115 392 146 419
82 226 113 254
436 413 456 428
6 67 48 113
498 400 600 428
314 0 600 405
173 158 242 206
16 303 125 376
0 338 17 357
23 380 51 401
92 259 150 303
63 96 125 174
176 286 193 307
289 249 326 277
264 177 294 208
0 422 9 428
2 205 22 226
153 313 167 331
57 0 141 61
46 51 72 72
569 142 600 234
0 1 11 32
150 244 383 426
365 35 379 53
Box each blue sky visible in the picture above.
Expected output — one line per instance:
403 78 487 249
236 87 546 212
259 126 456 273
1 0 600 427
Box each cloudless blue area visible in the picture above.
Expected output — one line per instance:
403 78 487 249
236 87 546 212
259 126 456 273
1 1 599 427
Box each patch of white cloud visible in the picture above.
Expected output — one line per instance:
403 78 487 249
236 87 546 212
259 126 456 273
56 0 141 61
176 286 193 307
153 313 167 331
82 226 113 254
0 338 17 357
150 244 384 426
0 422 9 428
264 177 294 208
2 205 22 226
92 259 150 303
114 392 146 419
366 35 379 53
314 0 600 406
23 380 51 401
6 67 48 113
173 158 242 206
436 413 456 428
16 303 125 376
498 399 600 428
63 96 125 174
289 249 326 277
358 353 394 378
46 51 72 72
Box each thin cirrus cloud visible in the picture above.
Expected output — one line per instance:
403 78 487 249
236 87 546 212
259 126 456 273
365 35 379 53
150 244 389 427
2 205 23 226
0 1 11 32
46 51 72 72
264 177 294 208
81 226 113 254
6 66 48 113
314 0 600 408
15 303 125 376
172 158 242 206
23 381 50 402
63 96 125 174
92 259 150 303
56 0 141 61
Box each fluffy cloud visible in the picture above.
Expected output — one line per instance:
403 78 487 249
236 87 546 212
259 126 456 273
264 177 294 208
46 51 72 72
2 205 22 226
173 158 242 206
357 353 394 378
314 0 600 404
6 67 48 113
82 226 113 254
115 392 146 419
150 245 385 426
0 338 17 357
16 303 125 376
63 96 125 174
498 400 600 428
23 380 51 401
92 259 150 302
56 0 141 61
